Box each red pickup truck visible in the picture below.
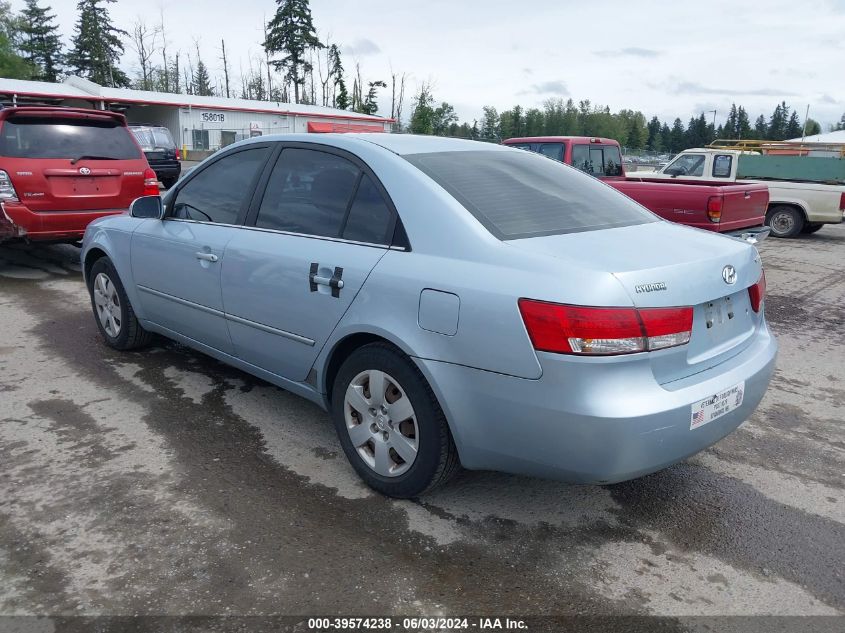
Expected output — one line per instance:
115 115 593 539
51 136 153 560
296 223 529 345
0 106 158 243
503 136 769 239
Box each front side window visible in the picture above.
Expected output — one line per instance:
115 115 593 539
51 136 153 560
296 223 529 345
712 154 733 177
171 147 270 224
254 148 396 244
0 117 141 160
664 153 705 177
406 149 656 240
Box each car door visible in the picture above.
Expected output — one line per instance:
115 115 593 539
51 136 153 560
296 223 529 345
131 144 272 355
221 145 399 381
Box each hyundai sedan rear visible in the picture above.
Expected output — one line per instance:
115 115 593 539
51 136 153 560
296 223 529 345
81 134 776 498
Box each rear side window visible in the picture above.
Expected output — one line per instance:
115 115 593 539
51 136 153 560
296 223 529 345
713 154 733 177
171 147 270 224
255 148 395 244
342 175 394 244
0 117 141 160
537 143 564 161
405 149 656 240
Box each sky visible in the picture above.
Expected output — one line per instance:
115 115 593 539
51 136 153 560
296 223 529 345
16 0 845 129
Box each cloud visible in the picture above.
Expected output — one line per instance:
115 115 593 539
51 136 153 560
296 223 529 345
518 80 569 96
594 47 662 58
819 94 839 104
670 81 797 97
341 38 381 57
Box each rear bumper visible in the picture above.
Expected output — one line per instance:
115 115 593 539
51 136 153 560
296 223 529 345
0 201 125 243
148 160 181 181
416 321 777 484
726 226 771 244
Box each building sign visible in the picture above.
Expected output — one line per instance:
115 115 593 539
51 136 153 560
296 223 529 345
200 112 225 123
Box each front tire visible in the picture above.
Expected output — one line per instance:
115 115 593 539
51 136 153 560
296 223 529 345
88 257 153 350
766 205 804 238
161 177 178 189
331 343 460 498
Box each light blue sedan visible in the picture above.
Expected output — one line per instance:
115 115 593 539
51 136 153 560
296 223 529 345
81 134 777 498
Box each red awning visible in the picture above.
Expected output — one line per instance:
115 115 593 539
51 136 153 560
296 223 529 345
307 121 385 133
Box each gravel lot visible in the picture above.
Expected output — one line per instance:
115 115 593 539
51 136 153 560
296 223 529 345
0 224 843 627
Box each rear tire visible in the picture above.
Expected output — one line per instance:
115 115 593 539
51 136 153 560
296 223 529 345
802 223 824 234
88 257 154 350
161 177 177 189
330 343 460 498
766 205 804 238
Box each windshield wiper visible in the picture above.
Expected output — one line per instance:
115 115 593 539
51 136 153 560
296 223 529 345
70 154 117 164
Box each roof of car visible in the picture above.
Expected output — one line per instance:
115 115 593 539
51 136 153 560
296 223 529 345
504 136 619 145
229 133 513 156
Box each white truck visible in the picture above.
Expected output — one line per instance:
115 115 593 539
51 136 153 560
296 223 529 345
642 148 845 238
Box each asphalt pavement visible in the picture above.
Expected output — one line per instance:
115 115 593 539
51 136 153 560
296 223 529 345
0 224 843 628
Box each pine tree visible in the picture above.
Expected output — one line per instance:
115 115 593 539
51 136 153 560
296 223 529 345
723 104 738 139
767 102 789 140
646 116 662 151
264 0 322 104
193 58 213 96
736 106 752 140
359 79 385 115
785 110 802 139
754 114 768 139
327 44 348 109
409 83 435 135
0 1 31 78
19 0 63 81
836 113 845 131
669 118 685 153
659 123 672 152
67 0 128 87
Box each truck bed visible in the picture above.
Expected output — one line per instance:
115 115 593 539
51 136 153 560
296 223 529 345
608 178 769 232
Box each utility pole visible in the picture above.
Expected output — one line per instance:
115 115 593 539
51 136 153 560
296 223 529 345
221 39 230 98
800 104 810 142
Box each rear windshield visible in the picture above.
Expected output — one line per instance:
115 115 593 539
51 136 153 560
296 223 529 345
405 149 656 240
131 126 176 151
0 117 141 160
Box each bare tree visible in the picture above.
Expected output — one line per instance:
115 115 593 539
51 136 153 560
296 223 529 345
130 19 160 91
390 70 406 129
158 10 169 92
220 39 231 98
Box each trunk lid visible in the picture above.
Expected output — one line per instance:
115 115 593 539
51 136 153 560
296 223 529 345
509 221 764 383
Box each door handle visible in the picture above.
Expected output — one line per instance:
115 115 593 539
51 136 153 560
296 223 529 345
195 252 219 262
309 263 344 297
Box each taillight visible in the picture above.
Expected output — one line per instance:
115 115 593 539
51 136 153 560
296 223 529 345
0 170 19 202
518 300 693 356
707 196 722 222
143 168 159 196
748 270 766 313
839 192 845 212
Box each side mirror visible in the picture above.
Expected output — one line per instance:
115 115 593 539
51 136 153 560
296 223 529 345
664 167 682 176
130 195 163 219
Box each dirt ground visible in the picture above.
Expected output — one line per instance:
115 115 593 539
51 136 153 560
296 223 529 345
0 224 843 630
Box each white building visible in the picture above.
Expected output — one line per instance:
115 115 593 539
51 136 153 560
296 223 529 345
0 76 392 152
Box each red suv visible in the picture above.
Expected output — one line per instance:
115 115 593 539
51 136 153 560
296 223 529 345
0 107 158 243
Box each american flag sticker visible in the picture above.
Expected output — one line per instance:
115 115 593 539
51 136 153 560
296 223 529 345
690 381 745 430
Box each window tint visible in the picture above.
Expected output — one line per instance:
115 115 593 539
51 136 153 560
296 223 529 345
406 150 656 240
0 117 141 160
171 147 269 224
342 175 394 244
537 143 564 161
131 126 176 151
713 154 733 177
256 148 360 238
